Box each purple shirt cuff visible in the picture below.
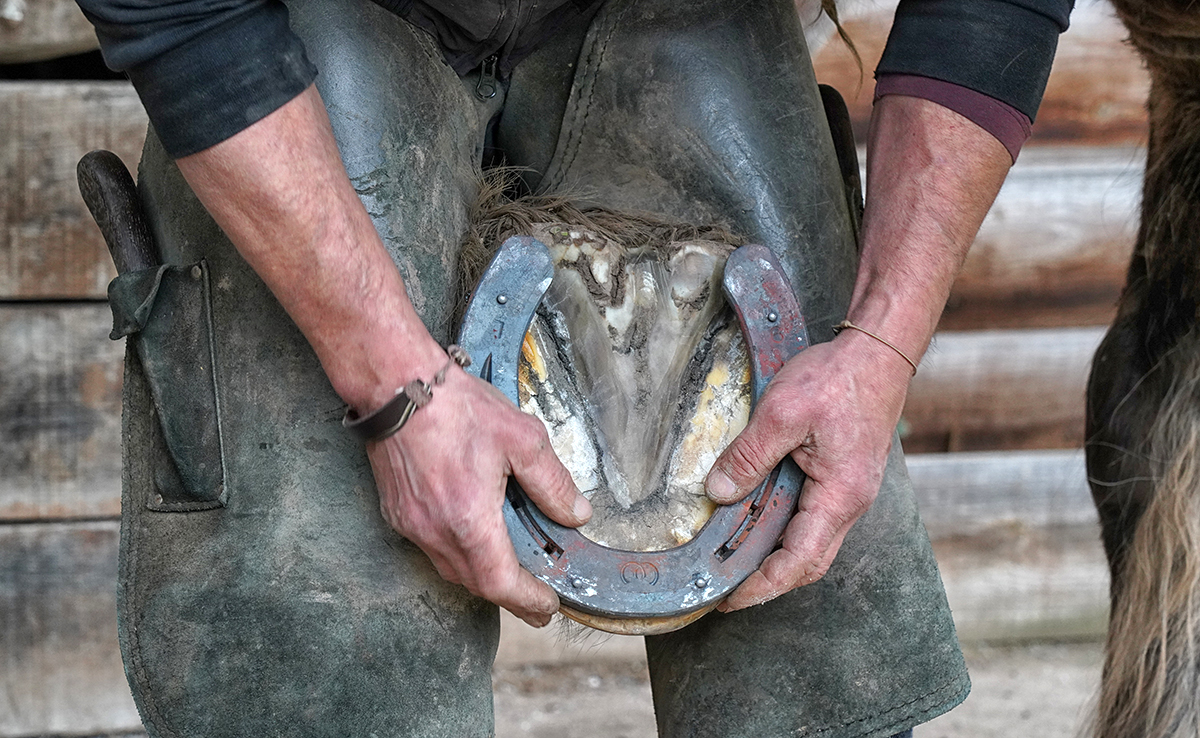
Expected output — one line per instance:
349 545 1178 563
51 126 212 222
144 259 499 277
874 74 1032 163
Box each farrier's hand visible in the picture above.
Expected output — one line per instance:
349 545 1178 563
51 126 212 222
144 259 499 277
365 364 591 628
704 328 913 611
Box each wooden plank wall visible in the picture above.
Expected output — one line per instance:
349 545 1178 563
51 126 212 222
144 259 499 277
0 304 123 520
1 0 1140 734
0 0 99 63
2 32 147 733
910 450 1109 642
0 521 141 736
1 82 138 297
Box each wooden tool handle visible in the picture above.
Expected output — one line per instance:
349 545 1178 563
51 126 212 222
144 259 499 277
77 150 159 274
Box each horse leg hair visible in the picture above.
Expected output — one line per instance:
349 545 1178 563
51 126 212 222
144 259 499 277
1089 2 1200 735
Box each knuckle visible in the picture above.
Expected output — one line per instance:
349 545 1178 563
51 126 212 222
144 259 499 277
378 500 401 530
433 562 462 585
804 560 832 584
520 416 552 450
526 412 551 439
758 568 790 593
763 549 803 589
849 492 874 518
759 389 804 428
838 486 877 522
381 504 422 541
721 436 775 482
507 414 550 458
443 512 484 551
756 396 792 428
783 559 827 589
760 547 831 592
473 579 504 602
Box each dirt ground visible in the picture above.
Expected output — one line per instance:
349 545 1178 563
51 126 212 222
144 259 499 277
493 629 1104 738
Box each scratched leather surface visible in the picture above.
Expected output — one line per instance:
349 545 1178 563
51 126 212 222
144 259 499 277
121 2 499 736
116 0 967 735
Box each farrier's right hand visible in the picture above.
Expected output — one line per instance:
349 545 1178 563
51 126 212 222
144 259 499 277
364 361 591 628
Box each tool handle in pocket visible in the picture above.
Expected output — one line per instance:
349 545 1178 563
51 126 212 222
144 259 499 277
77 149 160 274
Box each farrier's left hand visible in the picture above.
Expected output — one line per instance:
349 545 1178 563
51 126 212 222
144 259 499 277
704 327 914 611
702 93 1016 611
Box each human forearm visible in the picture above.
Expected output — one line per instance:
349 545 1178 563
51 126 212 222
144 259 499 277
175 84 587 627
708 93 1014 609
175 84 446 411
844 93 1011 376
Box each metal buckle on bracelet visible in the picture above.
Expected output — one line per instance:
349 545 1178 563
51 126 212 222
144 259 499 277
342 345 472 443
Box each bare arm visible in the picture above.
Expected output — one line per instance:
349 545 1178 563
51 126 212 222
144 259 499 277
707 94 1011 611
176 85 440 407
176 84 590 627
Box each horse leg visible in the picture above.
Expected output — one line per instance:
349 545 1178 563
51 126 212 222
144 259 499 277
1088 2 1200 735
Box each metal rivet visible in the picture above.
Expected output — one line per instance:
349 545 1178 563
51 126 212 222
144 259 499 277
695 577 709 589
571 578 584 589
497 294 508 305
766 312 778 323
191 265 203 280
154 494 164 505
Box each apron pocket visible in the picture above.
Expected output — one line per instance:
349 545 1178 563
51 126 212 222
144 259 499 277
109 259 226 511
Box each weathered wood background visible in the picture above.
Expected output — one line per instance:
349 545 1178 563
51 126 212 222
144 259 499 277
1 0 1138 734
0 0 99 63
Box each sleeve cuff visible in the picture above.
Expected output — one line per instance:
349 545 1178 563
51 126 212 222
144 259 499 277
126 2 318 158
876 0 1068 122
874 74 1031 162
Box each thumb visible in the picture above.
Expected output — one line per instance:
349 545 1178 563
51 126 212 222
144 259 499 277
508 416 592 528
706 406 797 505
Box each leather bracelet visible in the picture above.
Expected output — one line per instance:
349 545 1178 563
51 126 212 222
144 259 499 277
833 320 918 376
342 344 472 442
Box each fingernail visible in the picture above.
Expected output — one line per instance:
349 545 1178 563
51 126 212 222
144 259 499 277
706 470 737 503
573 495 593 522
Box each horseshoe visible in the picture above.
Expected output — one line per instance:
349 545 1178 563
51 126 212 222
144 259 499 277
457 236 809 634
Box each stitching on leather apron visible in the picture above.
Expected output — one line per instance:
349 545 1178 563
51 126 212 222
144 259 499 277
543 0 630 192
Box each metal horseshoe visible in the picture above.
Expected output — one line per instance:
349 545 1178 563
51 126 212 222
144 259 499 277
457 236 810 634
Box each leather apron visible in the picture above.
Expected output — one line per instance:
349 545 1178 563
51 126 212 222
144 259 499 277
110 0 969 735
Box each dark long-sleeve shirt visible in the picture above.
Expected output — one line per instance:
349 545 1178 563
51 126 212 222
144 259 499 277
75 0 1073 159
877 0 1072 122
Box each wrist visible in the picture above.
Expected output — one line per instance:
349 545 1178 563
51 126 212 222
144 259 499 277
834 320 918 376
844 283 939 363
342 344 472 442
323 319 450 413
832 324 919 392
289 234 450 412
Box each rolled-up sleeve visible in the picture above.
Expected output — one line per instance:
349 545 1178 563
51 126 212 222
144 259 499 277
77 0 318 157
876 0 1073 122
